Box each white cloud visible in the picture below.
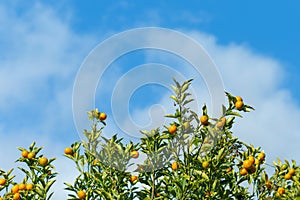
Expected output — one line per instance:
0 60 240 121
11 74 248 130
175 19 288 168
0 1 299 199
0 2 95 199
182 31 300 163
110 29 300 168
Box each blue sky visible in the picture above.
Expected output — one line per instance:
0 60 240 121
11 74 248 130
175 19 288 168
1 1 300 198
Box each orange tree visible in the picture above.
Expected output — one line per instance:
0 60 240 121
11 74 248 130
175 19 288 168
0 79 298 199
64 79 299 200
0 142 56 200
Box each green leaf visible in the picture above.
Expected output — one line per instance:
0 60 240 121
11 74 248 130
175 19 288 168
170 95 178 102
171 85 179 95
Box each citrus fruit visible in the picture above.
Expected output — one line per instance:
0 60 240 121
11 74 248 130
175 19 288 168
288 168 295 176
21 150 29 158
26 183 34 190
200 115 209 126
27 152 35 159
77 190 86 199
64 147 73 155
130 150 139 159
13 193 20 200
240 168 248 176
0 178 6 186
284 173 292 180
39 157 48 166
171 162 178 171
258 152 265 161
11 185 19 193
130 175 138 183
235 100 244 110
18 183 26 190
236 96 243 102
99 112 107 121
202 161 209 169
243 160 252 170
248 156 255 165
168 125 177 134
278 187 285 196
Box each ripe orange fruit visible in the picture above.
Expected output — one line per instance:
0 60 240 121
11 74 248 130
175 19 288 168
21 150 29 158
235 100 244 110
130 150 139 159
11 185 19 193
26 183 34 190
248 156 255 165
202 161 209 169
13 193 20 200
171 162 178 171
168 125 177 134
240 168 248 176
278 187 285 196
18 183 26 190
266 181 272 190
99 112 107 121
255 159 260 165
243 160 252 170
258 152 265 161
0 178 6 186
284 173 292 180
236 96 243 102
64 147 73 155
200 115 209 126
156 193 161 197
130 175 138 183
39 157 48 166
77 190 86 199
288 168 295 176
0 197 3 200
27 152 35 159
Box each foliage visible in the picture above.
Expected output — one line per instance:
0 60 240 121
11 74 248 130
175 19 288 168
64 79 299 200
0 143 56 200
0 79 299 199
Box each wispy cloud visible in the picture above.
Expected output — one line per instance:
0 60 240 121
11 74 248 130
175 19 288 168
0 1 96 198
0 1 299 199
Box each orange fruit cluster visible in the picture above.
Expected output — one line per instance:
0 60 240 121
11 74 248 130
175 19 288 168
240 155 259 176
284 168 296 180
